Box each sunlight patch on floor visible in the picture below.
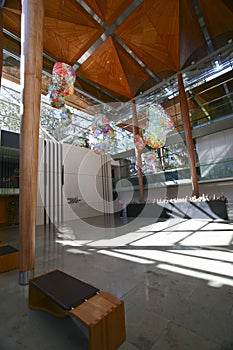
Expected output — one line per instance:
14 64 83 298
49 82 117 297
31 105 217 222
56 239 92 246
163 219 209 231
168 249 233 262
98 249 154 264
66 248 90 255
157 263 233 287
131 231 191 246
114 249 233 277
180 231 233 246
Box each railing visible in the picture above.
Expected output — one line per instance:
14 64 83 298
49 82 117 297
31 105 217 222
198 158 233 181
112 159 233 190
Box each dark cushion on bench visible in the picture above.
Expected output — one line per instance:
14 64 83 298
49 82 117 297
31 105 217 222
29 270 100 310
0 245 19 256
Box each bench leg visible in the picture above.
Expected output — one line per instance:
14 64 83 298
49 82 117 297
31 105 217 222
69 292 126 350
89 300 125 350
28 283 67 318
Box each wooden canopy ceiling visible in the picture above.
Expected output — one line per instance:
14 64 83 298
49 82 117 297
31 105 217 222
1 0 233 106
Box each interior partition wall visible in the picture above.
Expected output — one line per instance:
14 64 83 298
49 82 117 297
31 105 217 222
37 138 113 228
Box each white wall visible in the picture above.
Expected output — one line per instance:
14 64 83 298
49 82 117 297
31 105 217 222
36 139 113 226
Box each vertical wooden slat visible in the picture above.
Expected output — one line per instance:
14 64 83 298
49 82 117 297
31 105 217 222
19 0 44 284
131 100 144 203
178 73 199 197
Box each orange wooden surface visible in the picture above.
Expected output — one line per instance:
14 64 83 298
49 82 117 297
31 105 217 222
69 293 116 326
69 292 126 350
28 277 126 350
2 0 233 102
19 0 44 273
178 73 199 197
132 100 144 203
84 0 133 26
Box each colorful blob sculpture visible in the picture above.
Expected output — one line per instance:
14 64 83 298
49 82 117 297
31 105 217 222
49 62 76 108
52 62 76 96
144 150 158 172
60 107 72 127
143 104 174 149
48 85 65 109
90 115 115 155
134 134 145 151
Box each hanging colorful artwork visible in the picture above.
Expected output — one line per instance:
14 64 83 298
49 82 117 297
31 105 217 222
143 150 158 172
52 62 76 96
134 134 145 151
49 62 76 109
48 84 65 109
59 107 72 126
90 115 115 155
91 142 109 155
143 104 174 149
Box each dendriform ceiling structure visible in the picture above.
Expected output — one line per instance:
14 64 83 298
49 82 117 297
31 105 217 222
1 0 233 149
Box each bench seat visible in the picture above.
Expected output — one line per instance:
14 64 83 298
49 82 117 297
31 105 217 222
29 269 126 350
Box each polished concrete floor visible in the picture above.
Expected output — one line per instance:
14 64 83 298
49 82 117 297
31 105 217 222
0 215 233 350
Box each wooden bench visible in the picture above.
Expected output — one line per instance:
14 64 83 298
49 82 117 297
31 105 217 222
0 244 19 272
28 269 126 350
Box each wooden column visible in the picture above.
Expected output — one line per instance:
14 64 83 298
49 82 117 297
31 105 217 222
131 100 144 203
178 73 199 197
19 0 44 285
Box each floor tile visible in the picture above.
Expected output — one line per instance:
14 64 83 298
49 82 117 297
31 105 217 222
150 323 219 350
1 217 233 350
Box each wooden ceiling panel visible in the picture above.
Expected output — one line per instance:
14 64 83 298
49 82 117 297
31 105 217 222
146 0 179 72
43 0 104 64
84 0 134 26
115 0 180 75
3 0 104 66
2 9 21 37
115 40 153 97
45 0 100 27
3 33 21 56
179 0 207 68
43 19 103 64
198 0 233 49
223 0 233 12
1 0 232 105
3 0 21 13
143 0 179 36
76 78 121 103
76 37 151 99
